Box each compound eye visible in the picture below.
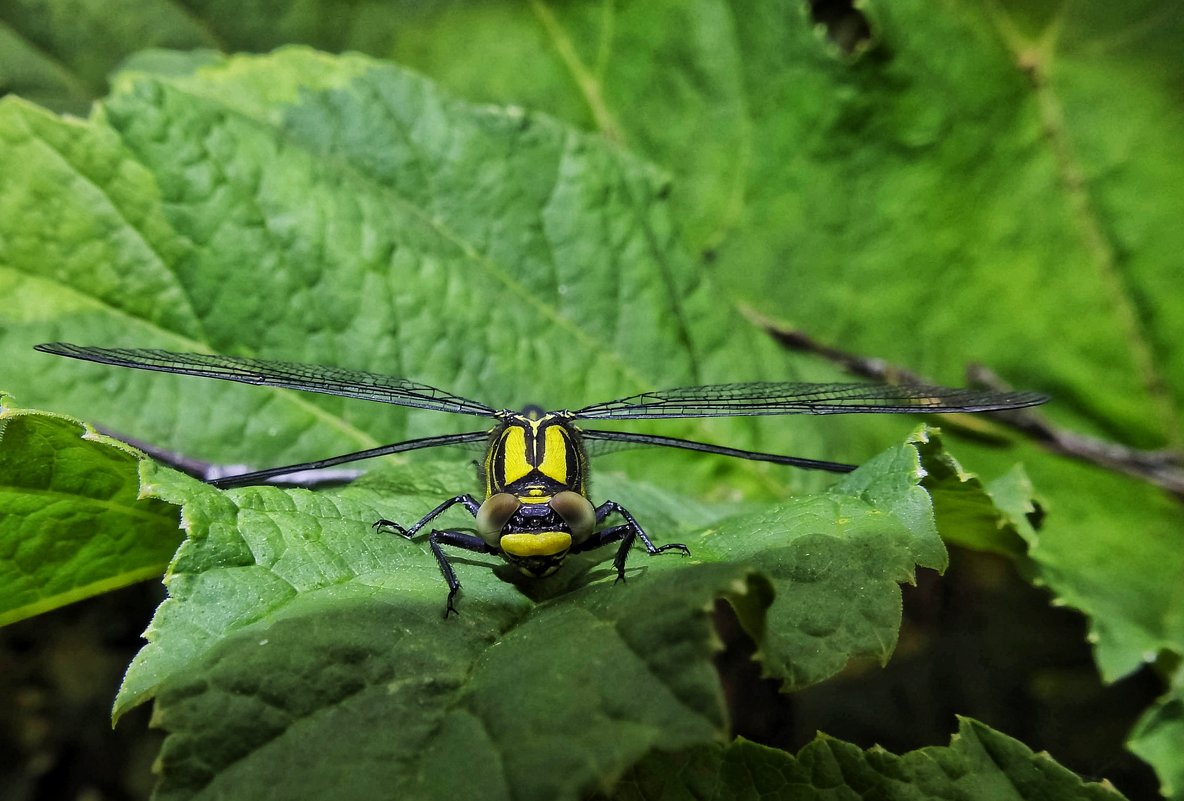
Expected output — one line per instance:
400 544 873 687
475 493 520 546
549 491 596 543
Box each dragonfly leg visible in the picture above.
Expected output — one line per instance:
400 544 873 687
374 494 481 538
576 500 691 582
421 529 496 618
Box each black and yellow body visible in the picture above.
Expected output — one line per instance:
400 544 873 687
374 409 687 616
479 410 593 575
34 342 1049 618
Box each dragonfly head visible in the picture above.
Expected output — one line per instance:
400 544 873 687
499 503 573 577
500 534 572 577
475 491 597 576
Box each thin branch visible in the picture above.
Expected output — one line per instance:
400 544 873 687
748 310 1184 499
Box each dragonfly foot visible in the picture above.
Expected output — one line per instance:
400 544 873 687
444 587 461 618
374 518 411 538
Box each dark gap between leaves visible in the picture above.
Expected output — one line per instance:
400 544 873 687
0 581 165 801
712 546 1162 798
807 0 873 54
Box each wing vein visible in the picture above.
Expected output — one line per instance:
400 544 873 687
35 344 497 418
574 381 1047 419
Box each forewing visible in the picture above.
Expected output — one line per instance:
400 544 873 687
573 382 1048 420
35 343 496 418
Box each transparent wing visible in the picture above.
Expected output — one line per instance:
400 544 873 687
573 381 1048 420
35 343 497 418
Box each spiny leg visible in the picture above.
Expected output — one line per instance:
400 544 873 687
595 499 691 558
373 494 488 617
577 500 691 582
373 494 481 538
571 524 637 582
423 530 495 618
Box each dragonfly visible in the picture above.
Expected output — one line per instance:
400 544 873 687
35 343 1047 616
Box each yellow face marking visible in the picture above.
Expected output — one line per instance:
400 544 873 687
536 424 568 484
499 532 573 558
499 426 531 485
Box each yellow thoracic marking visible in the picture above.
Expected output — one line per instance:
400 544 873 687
500 532 573 557
538 425 569 483
520 494 551 503
500 426 531 485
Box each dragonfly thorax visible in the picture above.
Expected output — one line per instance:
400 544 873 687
483 413 587 499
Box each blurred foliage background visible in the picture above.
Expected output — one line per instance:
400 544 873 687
1 1 1181 799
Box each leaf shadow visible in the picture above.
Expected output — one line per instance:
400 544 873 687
494 551 630 605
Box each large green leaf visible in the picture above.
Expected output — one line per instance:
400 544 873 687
0 47 809 478
120 431 959 800
0 392 180 624
1130 683 1184 801
0 0 397 113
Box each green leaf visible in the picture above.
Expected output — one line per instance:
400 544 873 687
0 3 411 114
119 432 967 800
0 392 180 625
604 717 1128 801
1 47 805 485
1129 679 1184 801
732 432 947 689
0 1 202 112
916 433 1035 558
